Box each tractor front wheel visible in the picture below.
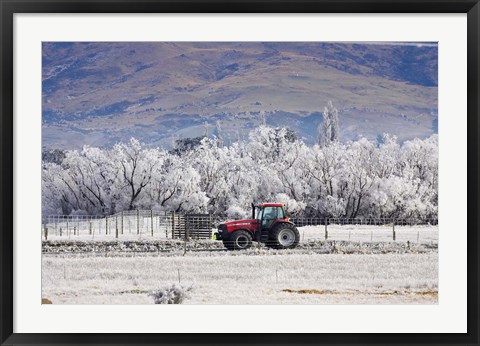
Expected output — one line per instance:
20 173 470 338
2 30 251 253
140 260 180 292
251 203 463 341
270 223 300 249
225 230 252 250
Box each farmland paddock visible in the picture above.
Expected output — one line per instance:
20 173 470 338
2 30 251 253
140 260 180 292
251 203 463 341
41 251 438 304
41 213 439 305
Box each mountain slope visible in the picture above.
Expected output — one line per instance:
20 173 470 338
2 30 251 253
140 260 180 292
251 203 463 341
42 42 438 149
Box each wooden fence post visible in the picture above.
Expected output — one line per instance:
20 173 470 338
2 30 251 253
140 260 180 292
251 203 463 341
59 227 63 237
209 214 213 239
73 226 76 236
89 221 92 235
137 209 140 235
324 217 328 240
121 211 124 235
115 214 119 239
183 216 187 255
151 210 154 237
392 221 396 241
165 211 168 238
106 216 108 235
43 224 48 241
172 211 175 239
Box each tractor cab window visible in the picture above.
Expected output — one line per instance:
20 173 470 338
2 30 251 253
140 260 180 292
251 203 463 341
263 207 277 219
262 206 279 228
255 207 263 220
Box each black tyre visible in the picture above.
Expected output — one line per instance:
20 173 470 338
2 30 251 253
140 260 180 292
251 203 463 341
269 223 300 249
224 230 253 250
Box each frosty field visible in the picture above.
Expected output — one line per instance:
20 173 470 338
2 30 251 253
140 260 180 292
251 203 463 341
42 249 438 305
43 224 439 244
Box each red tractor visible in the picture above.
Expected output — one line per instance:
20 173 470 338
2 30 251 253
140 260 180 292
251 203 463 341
215 203 300 250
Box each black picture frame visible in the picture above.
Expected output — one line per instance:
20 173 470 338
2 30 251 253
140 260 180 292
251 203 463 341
1 1 479 345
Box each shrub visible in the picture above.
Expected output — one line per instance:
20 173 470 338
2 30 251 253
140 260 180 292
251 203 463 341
149 284 192 304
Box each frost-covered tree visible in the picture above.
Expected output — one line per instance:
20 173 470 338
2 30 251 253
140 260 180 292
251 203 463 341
259 110 267 126
171 136 205 156
42 148 66 165
42 126 438 221
42 162 75 215
113 138 157 210
61 146 117 214
214 120 224 148
158 154 209 213
203 121 209 137
248 126 297 161
342 138 378 218
318 101 340 146
307 141 346 216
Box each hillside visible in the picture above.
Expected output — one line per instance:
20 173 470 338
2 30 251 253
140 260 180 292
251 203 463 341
42 42 438 149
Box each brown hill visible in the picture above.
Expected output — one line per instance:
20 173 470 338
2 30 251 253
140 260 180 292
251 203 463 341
42 42 437 149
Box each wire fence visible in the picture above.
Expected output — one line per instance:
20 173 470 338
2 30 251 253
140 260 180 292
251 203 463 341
42 211 213 241
290 217 438 227
42 211 438 244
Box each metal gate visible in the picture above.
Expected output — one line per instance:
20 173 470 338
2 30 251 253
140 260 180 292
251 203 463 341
172 214 213 239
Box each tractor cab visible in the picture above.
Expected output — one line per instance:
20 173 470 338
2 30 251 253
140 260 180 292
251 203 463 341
253 203 287 230
216 202 300 250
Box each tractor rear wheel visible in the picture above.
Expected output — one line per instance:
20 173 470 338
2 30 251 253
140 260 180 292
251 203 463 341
270 223 300 249
225 230 252 250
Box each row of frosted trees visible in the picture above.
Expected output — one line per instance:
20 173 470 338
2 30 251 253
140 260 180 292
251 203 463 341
42 126 438 221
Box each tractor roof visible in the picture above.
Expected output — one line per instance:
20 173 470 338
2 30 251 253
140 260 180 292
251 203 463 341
261 203 284 207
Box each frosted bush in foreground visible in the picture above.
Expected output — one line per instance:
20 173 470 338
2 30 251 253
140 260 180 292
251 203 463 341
149 284 193 304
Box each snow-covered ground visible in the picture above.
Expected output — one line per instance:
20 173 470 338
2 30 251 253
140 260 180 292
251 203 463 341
300 224 438 243
43 224 439 244
42 250 438 305
41 224 438 304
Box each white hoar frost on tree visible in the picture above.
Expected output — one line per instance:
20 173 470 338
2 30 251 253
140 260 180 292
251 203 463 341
318 101 340 147
42 125 437 220
214 120 223 148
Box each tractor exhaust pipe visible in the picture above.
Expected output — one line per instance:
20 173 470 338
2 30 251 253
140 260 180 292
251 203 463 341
251 203 255 219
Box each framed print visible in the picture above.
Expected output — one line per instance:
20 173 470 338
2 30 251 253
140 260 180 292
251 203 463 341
1 0 479 345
